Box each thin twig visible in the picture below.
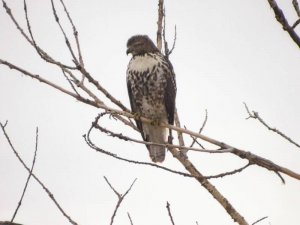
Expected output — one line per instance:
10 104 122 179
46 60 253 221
50 0 78 65
0 122 78 225
11 127 39 222
58 0 85 83
168 25 177 56
190 109 208 148
166 201 176 225
22 0 76 69
0 59 99 108
204 163 252 179
244 103 300 148
84 122 193 178
251 216 268 225
61 69 80 96
127 212 134 225
104 176 137 225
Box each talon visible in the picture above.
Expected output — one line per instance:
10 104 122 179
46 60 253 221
133 112 141 120
150 118 160 126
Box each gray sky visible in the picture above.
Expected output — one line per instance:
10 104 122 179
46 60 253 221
1 0 300 225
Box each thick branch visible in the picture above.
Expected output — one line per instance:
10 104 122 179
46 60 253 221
156 0 164 51
267 0 300 47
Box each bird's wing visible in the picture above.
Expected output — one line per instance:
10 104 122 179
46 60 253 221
127 80 148 143
164 61 176 125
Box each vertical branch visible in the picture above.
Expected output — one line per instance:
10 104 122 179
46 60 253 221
157 0 164 51
11 127 39 222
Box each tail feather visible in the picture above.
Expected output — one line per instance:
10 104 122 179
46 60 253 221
143 124 167 163
149 145 165 163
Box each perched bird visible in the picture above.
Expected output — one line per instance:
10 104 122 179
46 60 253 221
126 35 176 162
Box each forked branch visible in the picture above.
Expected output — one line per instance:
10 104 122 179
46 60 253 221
104 176 137 225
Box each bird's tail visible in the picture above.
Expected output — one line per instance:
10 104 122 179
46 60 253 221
143 124 166 163
149 145 165 163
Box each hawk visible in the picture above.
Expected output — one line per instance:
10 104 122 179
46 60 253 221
126 35 176 163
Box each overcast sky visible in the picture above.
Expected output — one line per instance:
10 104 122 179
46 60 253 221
1 0 300 225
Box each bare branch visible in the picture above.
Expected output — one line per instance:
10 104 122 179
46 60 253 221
104 176 137 225
293 0 300 17
0 122 78 225
244 103 300 148
22 0 76 69
59 0 83 62
0 59 99 108
127 212 134 225
84 120 193 178
168 25 177 56
0 222 23 225
166 147 249 225
251 216 268 225
267 0 300 47
204 163 252 179
11 127 39 222
166 201 176 225
61 69 80 96
50 0 78 65
92 114 232 154
174 109 185 151
156 0 164 51
190 109 208 148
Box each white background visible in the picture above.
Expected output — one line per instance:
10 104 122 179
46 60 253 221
1 0 300 225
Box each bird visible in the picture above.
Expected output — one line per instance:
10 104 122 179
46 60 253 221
126 35 176 163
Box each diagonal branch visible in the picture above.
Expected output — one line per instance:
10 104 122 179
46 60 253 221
267 0 300 47
293 0 300 17
251 216 268 225
50 0 78 65
0 122 78 225
190 109 208 148
244 103 300 148
166 201 176 225
11 127 39 222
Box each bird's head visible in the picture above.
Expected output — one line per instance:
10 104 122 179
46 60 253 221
126 35 159 56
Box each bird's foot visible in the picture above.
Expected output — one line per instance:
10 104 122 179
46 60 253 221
133 112 142 121
150 118 160 126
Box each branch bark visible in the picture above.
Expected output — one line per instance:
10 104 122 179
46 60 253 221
267 0 300 47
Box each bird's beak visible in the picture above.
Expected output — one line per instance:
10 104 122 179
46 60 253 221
126 47 132 55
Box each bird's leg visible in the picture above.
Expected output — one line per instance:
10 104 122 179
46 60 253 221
168 128 173 144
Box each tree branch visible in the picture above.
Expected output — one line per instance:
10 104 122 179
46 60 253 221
267 0 300 47
0 122 78 225
11 127 39 222
166 201 176 225
244 103 300 148
251 216 268 225
103 176 137 225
